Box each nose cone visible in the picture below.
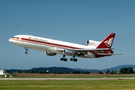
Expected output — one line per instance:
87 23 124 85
9 38 16 44
9 38 13 43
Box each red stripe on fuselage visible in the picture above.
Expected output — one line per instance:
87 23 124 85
21 38 82 49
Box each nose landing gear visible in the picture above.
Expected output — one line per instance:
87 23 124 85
25 48 28 54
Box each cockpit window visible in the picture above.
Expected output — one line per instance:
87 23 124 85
13 37 19 39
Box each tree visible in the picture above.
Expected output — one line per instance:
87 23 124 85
85 71 90 74
111 70 114 74
107 70 110 74
114 70 118 74
129 67 133 74
73 71 81 74
120 67 134 74
17 70 22 73
31 69 35 73
99 71 104 74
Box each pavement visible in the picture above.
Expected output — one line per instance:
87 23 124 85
0 78 135 80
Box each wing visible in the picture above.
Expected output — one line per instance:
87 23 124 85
57 48 113 57
74 48 113 56
57 48 110 52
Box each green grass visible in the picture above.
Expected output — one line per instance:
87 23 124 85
0 80 135 90
9 76 135 78
8 76 135 78
8 73 135 78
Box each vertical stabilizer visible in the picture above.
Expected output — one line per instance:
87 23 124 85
96 33 115 48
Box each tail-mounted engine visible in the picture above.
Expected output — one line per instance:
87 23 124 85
87 40 101 47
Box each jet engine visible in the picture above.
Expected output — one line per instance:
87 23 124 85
64 49 76 56
87 40 101 47
45 51 57 56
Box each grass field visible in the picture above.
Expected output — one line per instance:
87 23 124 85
10 73 135 78
0 80 135 90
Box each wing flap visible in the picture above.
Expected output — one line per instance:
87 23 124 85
74 48 111 52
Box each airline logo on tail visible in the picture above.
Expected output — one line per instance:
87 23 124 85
104 37 114 48
97 33 115 48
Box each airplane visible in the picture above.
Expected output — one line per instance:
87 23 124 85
9 33 116 62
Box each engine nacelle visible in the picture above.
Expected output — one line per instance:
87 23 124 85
64 49 76 56
87 40 101 47
45 51 57 56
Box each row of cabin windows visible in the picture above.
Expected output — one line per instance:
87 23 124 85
13 37 47 42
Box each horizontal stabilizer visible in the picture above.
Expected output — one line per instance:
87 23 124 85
112 53 122 55
97 53 113 56
98 53 122 56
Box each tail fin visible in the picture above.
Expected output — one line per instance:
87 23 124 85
96 33 115 48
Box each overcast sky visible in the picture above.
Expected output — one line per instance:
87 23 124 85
0 0 135 70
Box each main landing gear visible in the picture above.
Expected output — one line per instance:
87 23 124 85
70 55 77 62
60 55 67 61
70 58 77 62
25 48 28 54
60 55 77 62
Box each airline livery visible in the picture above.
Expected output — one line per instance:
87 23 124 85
9 33 116 62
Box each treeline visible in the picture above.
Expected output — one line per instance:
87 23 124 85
6 67 75 74
105 67 134 74
7 70 91 74
5 67 135 74
120 67 134 74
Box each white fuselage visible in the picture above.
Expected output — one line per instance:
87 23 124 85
9 35 96 58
